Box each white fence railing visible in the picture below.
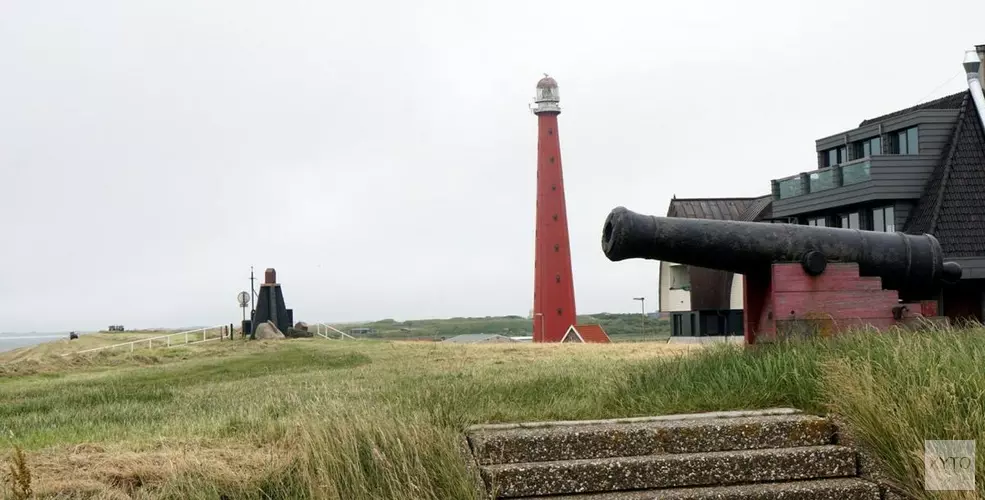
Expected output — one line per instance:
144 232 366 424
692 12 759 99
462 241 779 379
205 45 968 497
65 324 233 356
311 323 356 340
64 322 356 357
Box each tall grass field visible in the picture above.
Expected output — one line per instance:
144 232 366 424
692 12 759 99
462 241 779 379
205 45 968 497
2 327 985 499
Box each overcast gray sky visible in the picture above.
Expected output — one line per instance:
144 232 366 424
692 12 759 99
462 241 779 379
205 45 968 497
1 0 983 332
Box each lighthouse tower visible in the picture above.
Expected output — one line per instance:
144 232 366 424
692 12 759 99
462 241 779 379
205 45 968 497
531 75 577 343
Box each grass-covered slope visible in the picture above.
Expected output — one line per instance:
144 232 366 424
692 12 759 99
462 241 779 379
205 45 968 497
2 328 984 499
330 312 672 341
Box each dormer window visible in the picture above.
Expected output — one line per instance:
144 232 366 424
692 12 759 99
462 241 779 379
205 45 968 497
889 126 919 155
822 146 848 167
852 136 882 159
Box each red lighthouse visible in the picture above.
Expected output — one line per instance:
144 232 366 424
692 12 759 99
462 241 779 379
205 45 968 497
531 75 577 343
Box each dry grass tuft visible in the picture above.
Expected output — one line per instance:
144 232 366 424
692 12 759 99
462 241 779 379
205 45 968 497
27 442 293 499
4 444 33 500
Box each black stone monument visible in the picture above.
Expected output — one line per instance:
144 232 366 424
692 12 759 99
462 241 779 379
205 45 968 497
250 268 293 339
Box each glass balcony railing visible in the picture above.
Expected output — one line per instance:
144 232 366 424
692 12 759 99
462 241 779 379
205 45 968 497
772 159 871 200
841 160 871 186
776 176 805 199
808 167 838 192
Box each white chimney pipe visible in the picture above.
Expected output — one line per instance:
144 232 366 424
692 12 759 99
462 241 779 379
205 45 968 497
977 44 985 90
964 49 985 133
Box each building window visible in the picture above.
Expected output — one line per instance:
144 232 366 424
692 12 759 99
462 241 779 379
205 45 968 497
822 146 848 167
807 217 827 227
852 136 882 158
840 212 860 229
669 264 691 290
890 127 919 155
871 206 896 232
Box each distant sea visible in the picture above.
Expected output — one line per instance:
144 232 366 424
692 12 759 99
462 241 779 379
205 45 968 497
0 332 72 353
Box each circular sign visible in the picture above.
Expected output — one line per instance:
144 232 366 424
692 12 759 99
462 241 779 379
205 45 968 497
237 291 250 307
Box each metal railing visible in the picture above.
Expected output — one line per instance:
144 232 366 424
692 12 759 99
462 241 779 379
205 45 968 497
65 324 233 356
311 323 357 340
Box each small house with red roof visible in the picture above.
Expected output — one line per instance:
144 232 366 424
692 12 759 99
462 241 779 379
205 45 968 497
560 324 611 343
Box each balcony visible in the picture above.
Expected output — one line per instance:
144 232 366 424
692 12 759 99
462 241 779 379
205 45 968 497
773 159 871 200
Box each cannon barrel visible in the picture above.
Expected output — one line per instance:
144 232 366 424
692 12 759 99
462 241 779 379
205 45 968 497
601 206 962 298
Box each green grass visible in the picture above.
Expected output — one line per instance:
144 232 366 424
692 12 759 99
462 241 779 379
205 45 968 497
3 327 985 499
331 312 671 341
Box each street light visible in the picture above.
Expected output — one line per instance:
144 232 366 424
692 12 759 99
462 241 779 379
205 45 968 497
633 297 646 341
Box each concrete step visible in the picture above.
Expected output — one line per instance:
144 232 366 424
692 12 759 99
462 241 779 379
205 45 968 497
524 478 881 499
469 408 805 433
468 413 833 466
481 445 857 498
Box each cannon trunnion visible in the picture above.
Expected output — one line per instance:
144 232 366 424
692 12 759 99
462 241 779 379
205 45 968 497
601 207 963 344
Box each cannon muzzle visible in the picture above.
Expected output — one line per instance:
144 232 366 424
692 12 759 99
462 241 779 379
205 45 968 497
602 206 962 299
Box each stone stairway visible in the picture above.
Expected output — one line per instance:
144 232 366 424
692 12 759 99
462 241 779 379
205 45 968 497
464 408 883 499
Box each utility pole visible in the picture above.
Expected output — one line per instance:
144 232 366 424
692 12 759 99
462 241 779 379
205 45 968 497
249 266 257 321
633 297 646 341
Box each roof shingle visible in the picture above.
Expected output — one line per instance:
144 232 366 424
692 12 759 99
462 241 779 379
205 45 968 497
858 91 967 127
737 195 774 222
562 324 611 343
905 91 985 257
666 197 767 221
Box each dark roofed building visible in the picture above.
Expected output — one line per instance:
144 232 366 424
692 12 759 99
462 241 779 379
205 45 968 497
905 91 985 258
765 47 985 323
768 83 985 322
903 90 985 321
662 45 985 327
659 195 773 337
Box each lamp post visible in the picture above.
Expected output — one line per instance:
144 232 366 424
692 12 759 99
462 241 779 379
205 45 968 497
633 297 646 341
249 266 257 320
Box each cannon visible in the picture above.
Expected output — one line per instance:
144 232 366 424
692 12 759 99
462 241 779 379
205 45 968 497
601 206 963 343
